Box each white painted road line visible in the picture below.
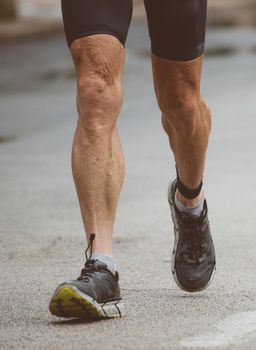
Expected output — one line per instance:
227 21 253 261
180 311 256 348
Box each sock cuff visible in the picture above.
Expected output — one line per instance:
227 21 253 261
175 189 205 218
90 253 117 274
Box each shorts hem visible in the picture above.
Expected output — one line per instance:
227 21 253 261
151 42 205 62
67 29 126 47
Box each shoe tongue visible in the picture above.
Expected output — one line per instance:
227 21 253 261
180 211 204 225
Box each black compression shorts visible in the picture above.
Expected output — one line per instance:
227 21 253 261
61 0 207 61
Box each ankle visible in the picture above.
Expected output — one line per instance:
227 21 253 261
176 188 204 208
90 253 117 275
175 189 205 219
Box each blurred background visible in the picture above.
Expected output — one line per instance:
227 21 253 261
1 0 256 146
1 1 256 349
1 0 256 136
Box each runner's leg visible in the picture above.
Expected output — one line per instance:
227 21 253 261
49 1 132 319
144 0 216 292
62 0 133 253
144 0 210 206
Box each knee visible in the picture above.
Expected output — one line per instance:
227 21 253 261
76 73 123 131
71 37 124 133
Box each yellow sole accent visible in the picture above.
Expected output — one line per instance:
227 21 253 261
49 285 103 319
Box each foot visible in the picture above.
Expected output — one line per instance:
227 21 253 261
168 179 216 292
49 259 124 319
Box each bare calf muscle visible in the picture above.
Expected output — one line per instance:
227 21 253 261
70 35 125 254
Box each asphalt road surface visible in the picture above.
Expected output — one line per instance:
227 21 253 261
1 17 256 350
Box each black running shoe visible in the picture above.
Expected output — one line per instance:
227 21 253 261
168 179 216 292
49 235 124 319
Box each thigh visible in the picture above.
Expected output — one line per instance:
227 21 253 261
144 0 207 61
61 0 133 47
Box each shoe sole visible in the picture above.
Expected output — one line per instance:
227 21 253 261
49 285 125 319
168 181 216 293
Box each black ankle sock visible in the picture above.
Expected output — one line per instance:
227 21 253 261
175 165 203 199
